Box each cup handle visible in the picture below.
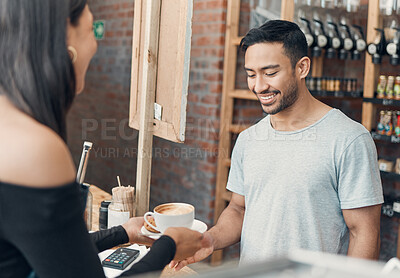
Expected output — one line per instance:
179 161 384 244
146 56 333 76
144 212 160 232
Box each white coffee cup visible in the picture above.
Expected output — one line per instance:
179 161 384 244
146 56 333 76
144 203 195 233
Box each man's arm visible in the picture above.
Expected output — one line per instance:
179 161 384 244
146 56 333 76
170 192 245 270
209 192 245 250
342 204 381 260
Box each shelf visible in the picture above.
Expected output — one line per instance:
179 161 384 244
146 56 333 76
363 97 400 107
232 36 243 46
229 89 257 100
229 124 250 134
371 131 400 143
380 170 400 181
311 90 362 99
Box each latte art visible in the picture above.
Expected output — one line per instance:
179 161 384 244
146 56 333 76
156 204 193 215
144 202 195 232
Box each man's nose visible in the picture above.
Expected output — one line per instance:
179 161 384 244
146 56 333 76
253 76 270 94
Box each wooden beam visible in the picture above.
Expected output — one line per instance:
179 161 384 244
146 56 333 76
212 0 241 265
397 223 400 258
281 0 294 21
362 0 380 131
135 0 161 216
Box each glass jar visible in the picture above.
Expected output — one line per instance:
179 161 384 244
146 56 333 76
107 197 136 229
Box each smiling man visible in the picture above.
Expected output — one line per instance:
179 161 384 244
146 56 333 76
171 20 384 270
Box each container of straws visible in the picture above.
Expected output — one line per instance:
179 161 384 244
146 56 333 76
107 176 136 228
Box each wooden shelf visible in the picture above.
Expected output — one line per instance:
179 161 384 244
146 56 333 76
229 124 250 134
229 89 258 100
223 158 231 167
371 131 400 143
363 97 400 107
232 36 243 46
311 91 362 99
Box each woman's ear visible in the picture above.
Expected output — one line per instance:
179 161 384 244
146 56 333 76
297 56 311 79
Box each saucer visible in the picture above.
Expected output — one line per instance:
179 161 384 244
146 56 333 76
140 219 208 239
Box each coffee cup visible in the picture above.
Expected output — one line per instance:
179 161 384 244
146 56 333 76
144 203 194 233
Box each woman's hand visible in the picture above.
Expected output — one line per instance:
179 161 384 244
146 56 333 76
163 227 204 261
169 231 214 271
122 217 155 246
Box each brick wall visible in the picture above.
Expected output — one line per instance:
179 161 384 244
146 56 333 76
66 0 399 263
67 0 138 194
67 0 228 226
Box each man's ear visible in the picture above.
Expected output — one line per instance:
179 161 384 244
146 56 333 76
296 57 311 79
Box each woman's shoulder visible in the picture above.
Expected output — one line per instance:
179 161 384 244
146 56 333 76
0 100 76 188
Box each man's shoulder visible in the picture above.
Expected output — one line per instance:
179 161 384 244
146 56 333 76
324 109 370 140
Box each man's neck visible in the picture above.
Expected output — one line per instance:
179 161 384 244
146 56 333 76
269 87 331 131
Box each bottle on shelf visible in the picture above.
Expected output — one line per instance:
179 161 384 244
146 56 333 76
385 110 394 136
351 25 366 60
300 17 317 52
377 75 387 99
338 21 354 60
311 18 328 57
386 75 395 99
378 110 386 135
367 28 387 64
394 76 400 99
395 111 400 137
386 27 400 65
326 21 342 58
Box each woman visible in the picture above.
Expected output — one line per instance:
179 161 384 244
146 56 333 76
0 0 204 277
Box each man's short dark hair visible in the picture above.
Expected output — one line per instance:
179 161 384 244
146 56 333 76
240 20 308 68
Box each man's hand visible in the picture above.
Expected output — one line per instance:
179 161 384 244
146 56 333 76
163 227 205 261
168 231 214 271
122 217 155 246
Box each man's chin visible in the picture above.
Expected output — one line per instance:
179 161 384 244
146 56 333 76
261 103 280 115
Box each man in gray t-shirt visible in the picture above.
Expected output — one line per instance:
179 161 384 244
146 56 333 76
170 20 383 270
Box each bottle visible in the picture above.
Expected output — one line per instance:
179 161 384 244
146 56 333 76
316 77 322 92
386 76 395 99
334 78 341 93
377 110 385 135
385 111 393 136
377 75 387 98
395 112 400 137
394 76 400 100
99 200 112 230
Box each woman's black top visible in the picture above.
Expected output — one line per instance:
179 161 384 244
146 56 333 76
0 181 176 278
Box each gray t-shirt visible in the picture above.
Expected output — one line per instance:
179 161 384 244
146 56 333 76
227 109 383 265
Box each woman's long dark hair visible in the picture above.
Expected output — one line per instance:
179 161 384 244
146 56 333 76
0 0 87 141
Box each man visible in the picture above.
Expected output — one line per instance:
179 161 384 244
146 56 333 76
172 20 383 270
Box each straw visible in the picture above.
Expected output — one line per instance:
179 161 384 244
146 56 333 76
111 179 135 216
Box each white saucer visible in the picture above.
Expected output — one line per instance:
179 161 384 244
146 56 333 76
141 219 208 239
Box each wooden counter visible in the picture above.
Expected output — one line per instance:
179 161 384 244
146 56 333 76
89 185 196 277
